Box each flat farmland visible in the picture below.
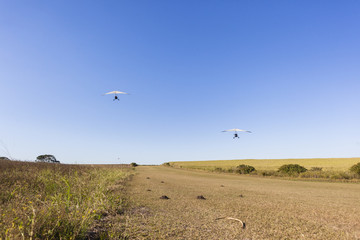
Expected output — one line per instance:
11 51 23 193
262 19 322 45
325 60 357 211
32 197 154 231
124 166 360 239
170 158 360 171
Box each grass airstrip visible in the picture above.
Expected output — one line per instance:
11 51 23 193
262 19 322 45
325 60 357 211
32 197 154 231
125 165 360 239
1 157 360 239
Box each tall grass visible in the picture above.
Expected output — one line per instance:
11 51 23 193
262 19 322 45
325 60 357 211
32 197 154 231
168 158 360 181
170 158 360 171
0 159 133 239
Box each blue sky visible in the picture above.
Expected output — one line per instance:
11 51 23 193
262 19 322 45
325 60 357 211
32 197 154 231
1 1 360 164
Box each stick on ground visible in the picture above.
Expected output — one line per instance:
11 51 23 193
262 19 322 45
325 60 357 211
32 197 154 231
215 217 246 229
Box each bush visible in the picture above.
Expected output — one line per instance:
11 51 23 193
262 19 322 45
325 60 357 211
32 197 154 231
278 164 307 175
350 162 360 175
163 162 171 167
255 170 277 177
213 167 224 172
235 164 255 174
330 172 352 180
130 162 138 167
299 171 328 179
310 167 323 171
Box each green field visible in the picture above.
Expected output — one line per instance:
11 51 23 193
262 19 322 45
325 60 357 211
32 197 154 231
170 157 360 171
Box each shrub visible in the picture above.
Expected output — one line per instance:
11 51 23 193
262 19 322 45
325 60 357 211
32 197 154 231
350 162 360 175
235 164 255 174
214 167 224 172
163 162 171 167
300 171 327 179
310 167 323 171
330 172 352 180
253 170 274 177
226 168 234 173
278 164 307 175
130 162 138 167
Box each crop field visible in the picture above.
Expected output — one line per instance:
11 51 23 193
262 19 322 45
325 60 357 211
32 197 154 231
170 158 360 171
0 159 133 239
125 166 360 239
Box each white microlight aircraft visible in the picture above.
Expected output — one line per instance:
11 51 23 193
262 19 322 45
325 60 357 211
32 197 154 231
222 129 252 139
104 91 129 101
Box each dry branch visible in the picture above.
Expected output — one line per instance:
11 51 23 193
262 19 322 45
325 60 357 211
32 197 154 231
215 217 246 229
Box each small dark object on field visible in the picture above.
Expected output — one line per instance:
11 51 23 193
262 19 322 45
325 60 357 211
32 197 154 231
239 194 244 198
146 177 150 179
197 195 206 200
220 185 225 187
146 189 151 191
160 195 169 199
242 222 246 229
161 181 164 183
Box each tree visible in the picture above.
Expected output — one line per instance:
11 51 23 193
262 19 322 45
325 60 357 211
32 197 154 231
36 154 60 163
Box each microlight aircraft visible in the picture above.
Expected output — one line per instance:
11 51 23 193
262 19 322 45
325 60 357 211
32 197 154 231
104 91 129 101
222 129 252 139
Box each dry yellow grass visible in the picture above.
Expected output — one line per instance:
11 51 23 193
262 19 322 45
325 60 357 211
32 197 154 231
170 157 360 171
124 166 360 239
0 159 133 239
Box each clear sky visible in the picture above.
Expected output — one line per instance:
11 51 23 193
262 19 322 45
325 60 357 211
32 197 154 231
1 1 360 164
